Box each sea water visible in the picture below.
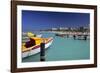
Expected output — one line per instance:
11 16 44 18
22 32 90 62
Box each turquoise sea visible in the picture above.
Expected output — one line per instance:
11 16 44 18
22 32 90 62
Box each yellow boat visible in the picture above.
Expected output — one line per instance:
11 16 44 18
22 32 53 58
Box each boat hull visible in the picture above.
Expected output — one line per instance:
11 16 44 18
22 37 53 58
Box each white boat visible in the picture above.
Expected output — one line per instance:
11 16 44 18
36 34 42 38
22 37 53 58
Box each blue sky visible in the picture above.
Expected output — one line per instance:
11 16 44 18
22 10 90 32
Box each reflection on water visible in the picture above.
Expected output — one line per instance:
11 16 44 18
22 32 90 62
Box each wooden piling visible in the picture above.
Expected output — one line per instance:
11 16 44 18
84 35 87 40
40 42 45 61
73 35 76 39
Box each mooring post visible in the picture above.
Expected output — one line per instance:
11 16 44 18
67 34 69 38
40 40 45 61
73 35 76 40
84 35 87 40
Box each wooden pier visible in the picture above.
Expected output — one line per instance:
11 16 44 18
54 31 89 40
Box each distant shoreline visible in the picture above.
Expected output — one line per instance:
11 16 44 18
38 30 90 36
23 30 90 36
